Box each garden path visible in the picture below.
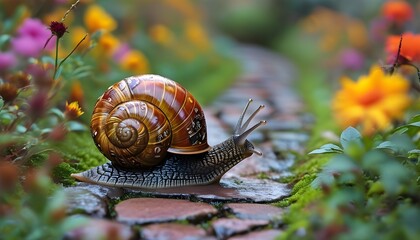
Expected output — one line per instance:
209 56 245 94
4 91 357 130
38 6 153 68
65 44 310 240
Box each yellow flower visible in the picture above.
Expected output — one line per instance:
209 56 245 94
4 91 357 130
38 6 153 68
84 5 117 33
98 32 120 56
149 24 173 46
332 65 411 135
184 21 211 51
70 26 90 52
65 101 84 120
120 50 150 75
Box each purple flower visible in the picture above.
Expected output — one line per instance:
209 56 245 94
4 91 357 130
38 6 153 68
11 18 55 57
0 52 17 71
113 43 131 62
369 18 388 43
340 48 365 71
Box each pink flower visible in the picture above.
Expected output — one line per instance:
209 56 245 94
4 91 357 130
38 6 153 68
11 18 55 57
340 49 365 70
0 52 17 71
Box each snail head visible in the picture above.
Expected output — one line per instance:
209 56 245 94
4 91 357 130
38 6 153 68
233 99 266 156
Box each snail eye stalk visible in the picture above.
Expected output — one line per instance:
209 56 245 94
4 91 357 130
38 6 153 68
234 99 266 145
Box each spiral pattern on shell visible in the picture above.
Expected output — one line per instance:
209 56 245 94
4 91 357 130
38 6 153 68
91 74 210 169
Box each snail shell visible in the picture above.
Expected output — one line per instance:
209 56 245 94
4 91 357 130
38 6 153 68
91 74 210 169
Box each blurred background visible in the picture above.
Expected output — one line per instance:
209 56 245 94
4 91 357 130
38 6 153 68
1 0 420 239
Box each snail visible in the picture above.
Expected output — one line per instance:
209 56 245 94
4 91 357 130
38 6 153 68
71 74 266 189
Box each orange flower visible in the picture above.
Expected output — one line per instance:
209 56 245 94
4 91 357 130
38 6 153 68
119 50 150 74
386 33 420 62
68 81 84 107
65 101 84 120
84 5 117 33
382 0 413 25
332 65 411 135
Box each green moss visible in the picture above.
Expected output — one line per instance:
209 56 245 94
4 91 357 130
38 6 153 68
271 26 341 237
256 172 270 180
52 162 76 186
52 131 108 185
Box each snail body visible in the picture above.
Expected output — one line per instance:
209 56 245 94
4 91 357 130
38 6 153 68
71 74 265 189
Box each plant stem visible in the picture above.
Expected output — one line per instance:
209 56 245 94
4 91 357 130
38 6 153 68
53 37 60 80
56 34 87 75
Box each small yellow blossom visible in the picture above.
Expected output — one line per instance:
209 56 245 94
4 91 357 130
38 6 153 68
98 32 120 56
84 5 117 33
184 21 211 51
65 101 84 120
149 24 173 46
120 50 150 75
332 65 411 135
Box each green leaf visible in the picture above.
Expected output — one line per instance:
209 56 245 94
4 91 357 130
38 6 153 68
0 134 26 145
376 141 397 151
367 181 384 195
408 114 420 123
0 111 16 125
408 149 420 159
312 154 357 187
0 35 11 48
340 127 362 150
376 134 415 157
0 97 4 109
59 215 89 233
362 150 388 171
408 121 420 127
308 143 343 155
48 108 65 120
380 161 412 195
392 121 420 136
325 154 358 173
66 121 88 131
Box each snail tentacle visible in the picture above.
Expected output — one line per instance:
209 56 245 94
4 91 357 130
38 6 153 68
234 100 266 147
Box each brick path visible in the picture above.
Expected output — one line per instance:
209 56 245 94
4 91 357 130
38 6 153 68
65 45 309 240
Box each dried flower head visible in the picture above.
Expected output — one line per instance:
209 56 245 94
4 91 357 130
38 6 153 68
0 83 18 103
27 91 49 120
332 65 411 135
65 101 84 120
49 21 68 39
7 72 30 89
0 161 19 191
